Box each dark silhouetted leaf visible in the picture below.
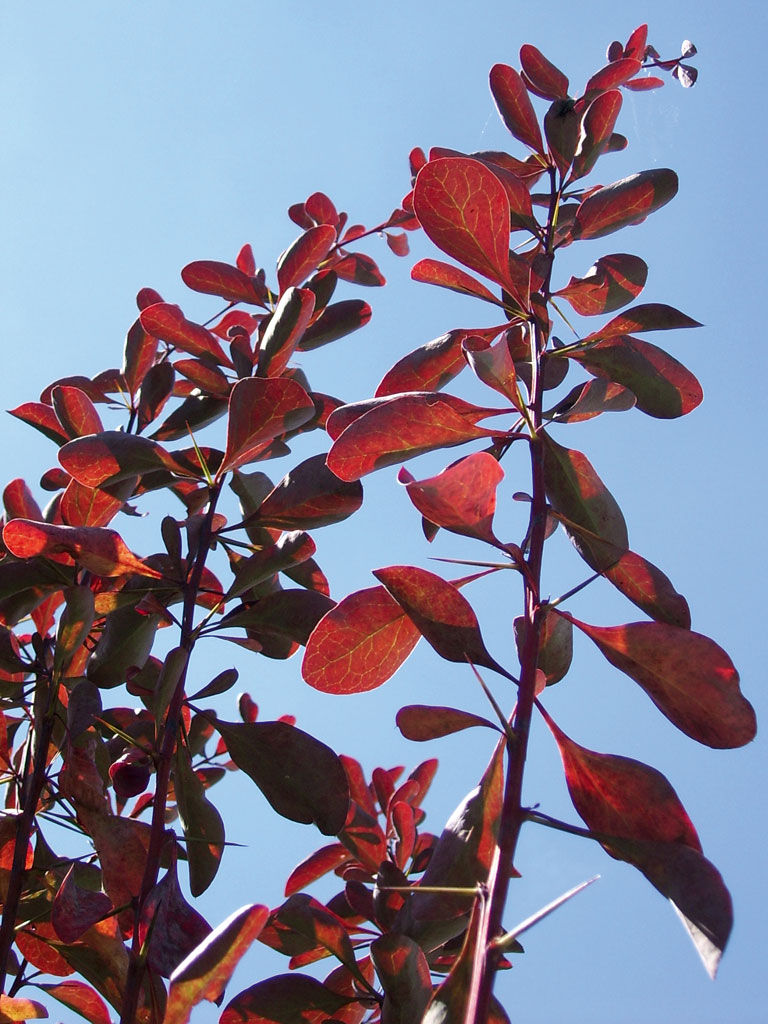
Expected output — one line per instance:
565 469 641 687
398 452 504 544
51 865 113 944
489 63 543 152
572 89 623 180
563 614 757 748
252 453 363 530
546 378 635 422
567 335 702 418
257 287 316 378
326 392 511 481
164 904 269 1024
219 590 335 646
463 334 523 407
302 585 421 694
541 433 628 571
554 253 648 316
220 974 349 1024
396 705 497 741
174 744 226 896
219 377 316 476
139 851 212 975
87 606 161 688
582 303 702 342
374 565 515 681
298 299 372 351
515 607 573 685
214 719 349 835
544 97 581 175
571 169 678 240
371 933 433 1024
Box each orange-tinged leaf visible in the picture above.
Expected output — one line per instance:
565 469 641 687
546 378 635 422
219 377 316 476
60 479 124 528
38 981 111 1024
276 893 359 975
413 158 521 299
302 585 421 694
0 994 48 1020
164 904 269 1024
490 63 544 152
326 392 511 481
463 334 522 407
540 704 701 852
571 169 678 240
398 452 504 544
567 335 703 418
374 565 515 681
2 520 163 579
563 615 757 748
554 253 648 316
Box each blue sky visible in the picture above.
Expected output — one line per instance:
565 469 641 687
0 2 765 1022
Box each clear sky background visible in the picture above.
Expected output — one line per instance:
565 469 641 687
0 2 765 1022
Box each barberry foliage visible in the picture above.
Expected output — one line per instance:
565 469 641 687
0 25 754 1024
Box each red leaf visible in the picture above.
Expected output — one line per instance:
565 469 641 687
413 158 521 298
572 169 678 240
51 865 113 943
122 316 158 396
489 63 544 152
220 974 349 1024
256 287 316 377
624 25 649 60
164 904 269 1024
584 58 642 98
411 258 505 305
624 75 665 91
519 44 569 99
251 453 363 530
284 844 351 897
566 335 703 418
603 549 691 628
173 358 230 399
582 302 702 342
139 853 212 977
554 253 648 316
181 260 267 306
546 379 636 422
39 981 112 1024
3 479 42 521
302 585 421 694
376 329 498 397
462 334 522 407
398 451 504 543
276 893 360 975
140 303 233 365
51 386 104 440
298 299 372 351
386 230 410 256
3 519 163 578
326 392 511 481
396 704 497 741
374 565 515 681
59 430 191 488
277 225 337 293
331 251 386 286
563 615 757 748
571 90 623 181
8 402 70 445
371 933 433 1023
219 377 316 476
541 433 628 571
540 704 701 852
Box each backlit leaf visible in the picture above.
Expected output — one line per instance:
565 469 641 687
489 63 544 152
257 287 316 377
371 933 433 1024
51 386 104 440
0 995 48 1020
164 904 269 1024
396 705 497 741
277 225 337 293
122 316 158 397
9 402 70 445
413 158 520 297
540 704 701 853
326 392 511 481
520 44 569 99
219 377 316 476
60 480 124 528
51 865 112 944
38 981 111 1024
59 430 191 488
554 253 648 316
463 334 522 406
567 335 702 418
276 893 359 975
3 520 163 579
411 258 504 305
571 169 678 240
571 90 623 180
603 549 691 628
302 585 421 694
541 434 628 571
214 718 349 834
139 851 212 974
398 452 504 544
284 844 351 897
545 378 635 422
563 615 757 748
376 329 498 397
182 260 268 305
582 303 702 342
219 974 349 1024
140 303 232 366
373 565 516 681
583 59 642 98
